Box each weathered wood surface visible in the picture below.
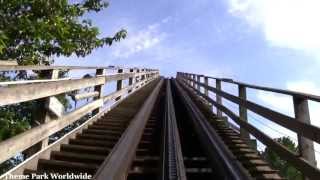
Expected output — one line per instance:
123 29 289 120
0 71 158 106
0 77 156 179
0 65 159 166
94 79 163 180
0 78 71 86
74 91 100 101
0 76 105 106
183 76 320 145
0 99 103 164
178 78 320 179
0 65 112 71
0 60 18 66
46 96 64 117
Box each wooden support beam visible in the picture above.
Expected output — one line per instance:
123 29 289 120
204 76 209 97
24 69 60 158
74 91 99 101
46 96 64 117
238 85 250 140
293 96 317 176
192 74 196 89
197 75 201 92
0 76 105 106
93 68 106 114
128 68 134 93
115 69 123 101
0 99 103 164
216 79 222 117
0 60 18 66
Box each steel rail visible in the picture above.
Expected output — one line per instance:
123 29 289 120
173 79 252 180
162 79 187 180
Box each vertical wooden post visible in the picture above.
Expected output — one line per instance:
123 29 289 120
216 79 222 117
42 69 59 148
293 97 317 174
204 76 209 97
92 68 105 115
115 68 123 101
188 74 192 86
128 68 134 93
196 75 201 92
141 69 145 86
24 69 59 158
238 85 250 140
135 69 140 89
192 74 196 89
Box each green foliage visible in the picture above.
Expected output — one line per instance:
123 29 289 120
0 0 126 174
262 137 303 180
0 0 127 65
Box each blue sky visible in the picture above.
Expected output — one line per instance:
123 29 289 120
56 0 320 86
56 0 320 163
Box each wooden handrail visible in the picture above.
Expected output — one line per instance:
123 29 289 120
177 77 320 179
0 65 159 166
0 71 158 106
179 72 320 102
179 72 318 170
0 65 158 72
183 76 320 144
0 99 103 164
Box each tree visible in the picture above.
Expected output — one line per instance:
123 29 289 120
0 0 126 65
262 137 303 180
0 0 127 173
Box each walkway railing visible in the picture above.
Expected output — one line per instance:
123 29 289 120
177 72 320 179
0 65 159 167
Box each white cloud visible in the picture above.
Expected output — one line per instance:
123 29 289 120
257 80 320 125
228 0 320 54
287 81 320 95
111 18 170 58
256 91 294 116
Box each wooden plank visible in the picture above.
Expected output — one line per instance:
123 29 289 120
0 76 105 106
46 97 64 117
184 77 320 145
0 60 18 66
94 79 164 180
0 78 71 86
179 79 320 179
0 99 103 164
74 91 99 101
0 65 111 71
293 97 317 169
239 85 250 140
